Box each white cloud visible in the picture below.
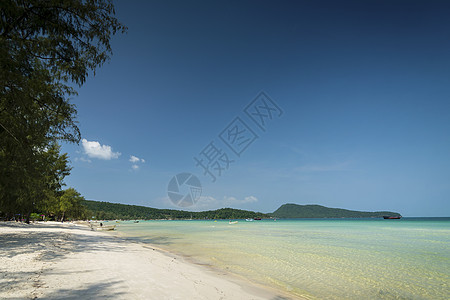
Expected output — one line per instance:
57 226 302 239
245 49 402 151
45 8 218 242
79 157 92 163
129 155 145 163
223 196 258 205
81 139 121 160
243 196 258 203
160 195 259 211
129 155 145 171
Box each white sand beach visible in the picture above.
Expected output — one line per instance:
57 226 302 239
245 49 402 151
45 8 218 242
0 221 292 300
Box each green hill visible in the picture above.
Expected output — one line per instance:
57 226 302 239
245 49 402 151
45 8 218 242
81 200 401 220
81 200 269 220
271 203 401 218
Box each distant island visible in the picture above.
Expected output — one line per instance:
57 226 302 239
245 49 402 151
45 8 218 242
272 203 401 218
82 200 400 220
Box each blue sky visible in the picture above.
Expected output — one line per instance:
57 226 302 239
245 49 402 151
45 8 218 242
61 0 450 216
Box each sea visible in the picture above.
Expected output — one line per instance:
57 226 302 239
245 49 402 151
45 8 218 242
111 218 449 299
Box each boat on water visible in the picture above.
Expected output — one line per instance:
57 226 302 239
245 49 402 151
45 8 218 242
253 217 262 220
383 216 402 219
245 218 253 222
90 223 116 230
134 220 139 223
90 222 116 231
229 221 238 224
98 225 116 231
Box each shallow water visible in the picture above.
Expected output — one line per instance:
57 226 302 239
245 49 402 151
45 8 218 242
113 218 450 299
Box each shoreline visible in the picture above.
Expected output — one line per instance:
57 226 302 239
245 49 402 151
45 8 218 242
0 221 299 299
111 235 298 300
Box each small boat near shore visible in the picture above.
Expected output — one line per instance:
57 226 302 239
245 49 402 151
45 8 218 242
229 221 238 225
89 223 116 231
97 225 116 230
245 218 253 222
383 216 402 219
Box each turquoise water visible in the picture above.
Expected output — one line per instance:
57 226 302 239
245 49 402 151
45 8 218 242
113 218 450 299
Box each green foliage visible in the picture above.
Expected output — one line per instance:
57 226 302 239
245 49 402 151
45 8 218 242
271 203 401 218
30 213 40 221
82 200 270 220
1 0 127 86
0 0 125 220
56 188 87 221
194 208 269 220
0 142 71 220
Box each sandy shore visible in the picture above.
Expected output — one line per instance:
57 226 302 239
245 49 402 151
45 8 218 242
0 221 293 299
